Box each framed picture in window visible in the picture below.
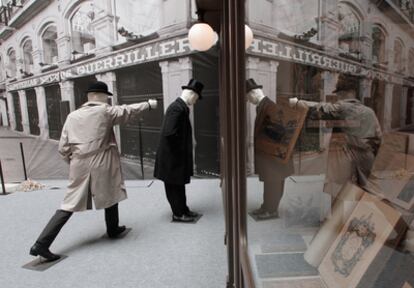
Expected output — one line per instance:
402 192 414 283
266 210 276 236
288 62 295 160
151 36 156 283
255 100 308 164
319 193 406 288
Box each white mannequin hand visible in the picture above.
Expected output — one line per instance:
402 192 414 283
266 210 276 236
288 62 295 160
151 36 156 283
148 99 157 110
289 97 299 107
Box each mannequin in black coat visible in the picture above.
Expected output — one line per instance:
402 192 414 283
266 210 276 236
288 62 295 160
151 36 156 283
154 79 204 222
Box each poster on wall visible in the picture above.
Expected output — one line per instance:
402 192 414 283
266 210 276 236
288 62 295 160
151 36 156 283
318 193 405 288
255 101 308 164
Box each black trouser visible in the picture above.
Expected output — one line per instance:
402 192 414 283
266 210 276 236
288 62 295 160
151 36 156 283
35 204 120 248
164 183 189 216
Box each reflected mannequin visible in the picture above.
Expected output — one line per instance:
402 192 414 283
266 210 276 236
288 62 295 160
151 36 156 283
154 79 204 223
247 79 294 220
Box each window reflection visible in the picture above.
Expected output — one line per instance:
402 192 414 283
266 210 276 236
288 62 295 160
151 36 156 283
245 1 414 287
70 1 95 54
41 25 58 64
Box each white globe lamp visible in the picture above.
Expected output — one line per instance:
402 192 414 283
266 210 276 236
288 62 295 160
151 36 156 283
188 23 216 51
245 24 254 50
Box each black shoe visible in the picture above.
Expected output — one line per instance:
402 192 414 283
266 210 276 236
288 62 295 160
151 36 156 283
172 214 195 223
29 243 61 262
107 226 126 239
185 210 200 218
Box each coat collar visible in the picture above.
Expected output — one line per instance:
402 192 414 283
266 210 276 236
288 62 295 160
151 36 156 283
176 97 190 113
81 101 109 107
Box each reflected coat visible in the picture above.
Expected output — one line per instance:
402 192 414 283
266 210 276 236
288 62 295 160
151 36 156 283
58 101 148 212
154 98 193 184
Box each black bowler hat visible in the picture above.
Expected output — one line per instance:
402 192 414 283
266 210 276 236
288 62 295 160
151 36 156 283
182 79 204 99
246 78 263 92
86 81 113 96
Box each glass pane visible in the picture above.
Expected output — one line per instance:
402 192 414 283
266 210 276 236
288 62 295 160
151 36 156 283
245 1 414 287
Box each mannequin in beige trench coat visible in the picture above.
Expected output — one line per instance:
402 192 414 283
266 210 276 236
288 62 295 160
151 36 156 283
29 81 157 262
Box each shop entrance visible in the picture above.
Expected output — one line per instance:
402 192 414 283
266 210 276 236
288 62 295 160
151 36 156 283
45 85 63 140
12 92 22 131
117 62 163 174
26 88 40 135
192 52 220 176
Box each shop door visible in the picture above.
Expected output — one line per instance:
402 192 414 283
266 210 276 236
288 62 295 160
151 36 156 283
12 92 23 131
74 75 97 108
117 62 163 175
193 52 220 176
26 89 40 135
45 85 63 140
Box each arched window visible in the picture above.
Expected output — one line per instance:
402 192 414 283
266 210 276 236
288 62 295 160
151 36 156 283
394 39 404 72
338 3 361 57
409 49 414 76
7 48 17 78
41 25 59 64
372 25 387 65
0 56 4 82
70 1 96 54
22 39 33 74
115 0 162 42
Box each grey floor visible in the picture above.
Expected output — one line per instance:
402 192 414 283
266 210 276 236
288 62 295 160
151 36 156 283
0 179 227 288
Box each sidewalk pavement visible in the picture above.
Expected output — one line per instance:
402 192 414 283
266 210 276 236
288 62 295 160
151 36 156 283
0 179 227 288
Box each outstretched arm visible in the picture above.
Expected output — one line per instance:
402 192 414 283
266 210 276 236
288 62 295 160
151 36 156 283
107 99 157 125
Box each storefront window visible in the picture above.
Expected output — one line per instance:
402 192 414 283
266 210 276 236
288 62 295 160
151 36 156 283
245 1 414 287
21 39 33 74
41 25 58 64
70 1 95 54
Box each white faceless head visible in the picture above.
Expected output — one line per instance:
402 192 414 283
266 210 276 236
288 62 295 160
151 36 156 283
87 92 108 103
180 89 199 106
247 88 265 105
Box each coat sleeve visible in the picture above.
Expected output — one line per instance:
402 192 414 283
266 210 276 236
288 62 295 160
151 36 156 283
107 102 150 125
58 122 71 164
304 100 343 120
162 105 181 137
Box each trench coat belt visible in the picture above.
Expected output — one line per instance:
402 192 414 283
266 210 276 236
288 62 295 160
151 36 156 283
72 144 113 160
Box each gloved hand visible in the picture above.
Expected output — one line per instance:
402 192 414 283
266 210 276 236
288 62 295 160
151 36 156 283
148 99 157 110
289 97 299 107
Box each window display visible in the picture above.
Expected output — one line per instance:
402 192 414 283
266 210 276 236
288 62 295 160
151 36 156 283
245 1 414 287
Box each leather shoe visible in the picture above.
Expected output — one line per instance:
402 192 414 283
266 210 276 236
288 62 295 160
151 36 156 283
172 214 195 223
251 207 267 215
107 225 126 239
185 210 200 218
256 210 279 220
30 243 60 262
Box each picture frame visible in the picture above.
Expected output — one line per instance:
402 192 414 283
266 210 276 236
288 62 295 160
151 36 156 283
255 100 308 164
319 193 406 288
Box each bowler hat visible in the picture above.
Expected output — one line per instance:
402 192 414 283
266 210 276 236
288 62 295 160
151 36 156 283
182 79 204 99
332 74 358 93
86 81 113 96
246 78 263 92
